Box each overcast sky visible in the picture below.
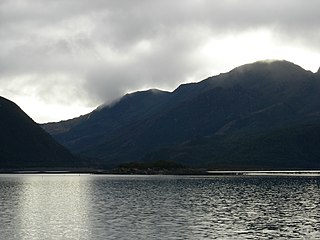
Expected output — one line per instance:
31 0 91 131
1 0 320 123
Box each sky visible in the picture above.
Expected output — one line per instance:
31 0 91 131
1 0 320 123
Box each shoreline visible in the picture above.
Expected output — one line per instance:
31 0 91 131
1 169 320 176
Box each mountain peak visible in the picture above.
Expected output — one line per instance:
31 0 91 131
224 59 312 88
95 89 170 111
232 60 306 74
126 88 169 97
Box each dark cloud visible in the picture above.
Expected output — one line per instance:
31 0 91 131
1 0 320 121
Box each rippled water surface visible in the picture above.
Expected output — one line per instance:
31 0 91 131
0 174 319 239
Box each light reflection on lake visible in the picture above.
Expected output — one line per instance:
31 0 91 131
0 175 90 239
0 174 319 239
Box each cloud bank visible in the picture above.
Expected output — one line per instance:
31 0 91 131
1 0 320 122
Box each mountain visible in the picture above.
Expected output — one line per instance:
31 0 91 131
143 124 320 170
42 60 320 169
45 89 170 153
0 96 77 169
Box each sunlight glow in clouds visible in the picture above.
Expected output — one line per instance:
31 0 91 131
198 29 320 77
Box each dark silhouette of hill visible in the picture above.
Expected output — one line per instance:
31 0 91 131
42 60 320 169
143 124 320 170
0 96 77 169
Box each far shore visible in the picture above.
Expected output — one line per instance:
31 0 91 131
1 168 320 176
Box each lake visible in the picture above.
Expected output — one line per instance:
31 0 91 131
0 174 319 239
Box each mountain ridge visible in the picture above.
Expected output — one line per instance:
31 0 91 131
42 60 320 169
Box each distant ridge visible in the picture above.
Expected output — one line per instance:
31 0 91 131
42 60 320 169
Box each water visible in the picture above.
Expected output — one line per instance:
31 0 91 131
0 174 319 239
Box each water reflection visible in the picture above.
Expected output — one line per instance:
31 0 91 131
183 177 320 239
84 175 320 239
0 175 319 239
0 175 91 240
0 175 24 239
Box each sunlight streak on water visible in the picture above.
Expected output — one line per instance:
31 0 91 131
0 175 91 240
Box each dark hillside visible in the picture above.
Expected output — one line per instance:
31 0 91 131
0 96 77 169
